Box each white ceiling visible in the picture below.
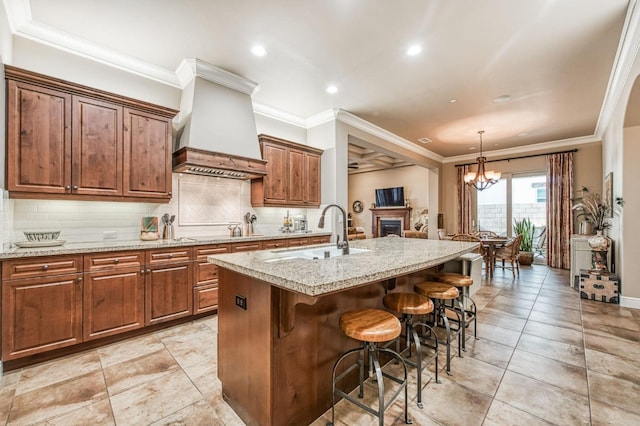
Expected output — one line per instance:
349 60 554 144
4 0 632 158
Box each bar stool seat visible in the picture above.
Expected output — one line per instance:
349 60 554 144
414 281 462 375
331 308 411 426
383 293 439 409
432 272 473 287
432 272 478 350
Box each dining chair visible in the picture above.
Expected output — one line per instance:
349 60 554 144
472 230 499 239
402 230 428 239
493 234 523 277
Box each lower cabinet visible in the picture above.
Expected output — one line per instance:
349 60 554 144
145 260 193 325
2 273 83 360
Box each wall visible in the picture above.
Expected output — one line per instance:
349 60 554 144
0 0 11 63
348 166 431 238
440 142 603 235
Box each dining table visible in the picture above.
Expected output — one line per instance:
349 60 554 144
480 236 510 277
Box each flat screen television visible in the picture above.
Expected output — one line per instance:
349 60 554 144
375 186 405 207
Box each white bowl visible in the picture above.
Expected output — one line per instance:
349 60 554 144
23 231 61 242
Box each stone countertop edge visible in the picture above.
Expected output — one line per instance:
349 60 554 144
208 238 480 297
0 232 332 260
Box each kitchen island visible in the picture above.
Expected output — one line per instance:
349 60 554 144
208 237 479 426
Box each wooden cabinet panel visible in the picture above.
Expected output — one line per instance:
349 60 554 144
263 240 287 250
84 267 145 340
261 143 288 204
84 251 143 272
146 247 193 265
145 261 193 325
308 235 331 245
2 256 83 280
288 149 304 204
7 80 72 194
72 96 123 196
233 242 264 252
195 244 231 287
287 238 308 247
304 152 321 205
123 108 173 200
194 284 219 314
2 274 83 360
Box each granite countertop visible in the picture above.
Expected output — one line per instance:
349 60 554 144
208 237 480 297
0 232 332 259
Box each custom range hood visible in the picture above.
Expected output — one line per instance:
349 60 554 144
173 59 267 179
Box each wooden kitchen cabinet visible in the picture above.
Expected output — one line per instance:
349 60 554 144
145 248 194 325
5 65 177 202
194 244 232 314
1 256 83 360
83 251 145 341
251 134 323 207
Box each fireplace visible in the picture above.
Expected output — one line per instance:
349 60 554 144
370 207 412 237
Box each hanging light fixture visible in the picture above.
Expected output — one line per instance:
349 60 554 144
464 130 501 191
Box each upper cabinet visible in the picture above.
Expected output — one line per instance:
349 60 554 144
251 134 323 207
5 66 177 202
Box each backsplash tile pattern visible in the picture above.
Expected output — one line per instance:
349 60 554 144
5 174 325 247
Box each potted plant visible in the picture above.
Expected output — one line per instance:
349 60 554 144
513 218 535 265
572 187 612 270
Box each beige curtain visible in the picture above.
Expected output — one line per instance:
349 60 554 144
546 152 573 269
457 165 472 234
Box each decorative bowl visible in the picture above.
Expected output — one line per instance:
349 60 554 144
23 231 61 242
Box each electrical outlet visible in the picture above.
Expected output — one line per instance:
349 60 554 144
103 231 118 240
235 294 247 310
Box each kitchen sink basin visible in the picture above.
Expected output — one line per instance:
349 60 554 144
265 246 370 262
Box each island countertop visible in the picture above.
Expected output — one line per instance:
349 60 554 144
208 237 479 296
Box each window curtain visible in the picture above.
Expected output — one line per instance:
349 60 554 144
546 152 573 269
457 165 472 234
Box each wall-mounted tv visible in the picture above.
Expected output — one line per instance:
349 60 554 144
375 186 405 207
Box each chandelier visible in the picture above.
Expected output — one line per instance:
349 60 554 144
464 130 501 191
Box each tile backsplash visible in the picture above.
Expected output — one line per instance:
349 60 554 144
4 174 324 247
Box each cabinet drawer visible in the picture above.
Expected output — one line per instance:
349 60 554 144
263 240 287 250
287 238 309 247
232 242 263 252
196 262 219 286
195 244 232 261
309 236 331 245
84 251 143 272
2 255 83 280
193 284 218 314
146 247 193 264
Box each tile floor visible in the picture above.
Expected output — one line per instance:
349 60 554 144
1 265 639 425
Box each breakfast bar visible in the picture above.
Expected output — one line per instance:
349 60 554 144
209 237 478 426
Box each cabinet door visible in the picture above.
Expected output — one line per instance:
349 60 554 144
72 96 123 196
2 274 82 360
6 80 72 194
304 152 321 206
123 108 172 199
145 261 193 325
84 267 145 340
262 143 288 204
288 148 305 205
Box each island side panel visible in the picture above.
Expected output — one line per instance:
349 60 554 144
218 267 274 426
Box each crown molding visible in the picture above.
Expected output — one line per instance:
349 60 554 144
441 134 601 164
335 109 444 162
595 0 640 136
253 102 307 128
175 58 259 94
306 109 338 128
4 0 30 32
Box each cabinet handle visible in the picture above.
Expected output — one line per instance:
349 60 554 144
114 258 120 263
42 265 49 270
168 253 173 258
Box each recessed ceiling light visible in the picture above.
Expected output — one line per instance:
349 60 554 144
449 99 457 103
493 95 511 103
469 147 476 150
406 44 422 56
326 85 338 94
418 137 432 144
251 45 267 57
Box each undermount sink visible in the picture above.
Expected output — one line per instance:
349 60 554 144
265 246 370 262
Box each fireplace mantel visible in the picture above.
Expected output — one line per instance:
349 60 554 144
370 207 412 237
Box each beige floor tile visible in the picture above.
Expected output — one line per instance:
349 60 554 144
474 322 522 347
462 336 515 369
182 359 220 399
534 295 578 310
588 370 640 415
150 400 223 425
161 323 217 369
41 397 114 425
584 329 640 362
516 333 585 368
110 370 203 425
584 321 640 341
531 300 580 315
0 376 19 425
476 309 528 332
585 348 640 385
580 300 633 316
483 301 531 318
446 355 505 397
590 399 640 426
507 349 588 396
493 295 536 308
582 314 640 332
15 350 102 396
494 371 590 425
483 399 554 425
497 289 539 300
196 314 218 332
522 320 583 346
97 334 165 368
103 348 180 395
8 371 107 425
528 307 582 327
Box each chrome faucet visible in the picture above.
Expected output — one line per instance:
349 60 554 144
318 204 350 255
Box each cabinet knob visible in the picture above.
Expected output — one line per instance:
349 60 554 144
72 185 78 190
168 192 172 195
65 185 71 190
147 269 151 274
76 277 83 283
114 258 120 263
141 269 145 274
42 265 49 270
168 253 173 258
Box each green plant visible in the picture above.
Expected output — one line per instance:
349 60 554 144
513 218 535 252
572 186 611 231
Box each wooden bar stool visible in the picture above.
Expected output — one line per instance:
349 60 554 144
330 308 411 426
413 282 462 375
383 293 440 409
431 272 478 351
